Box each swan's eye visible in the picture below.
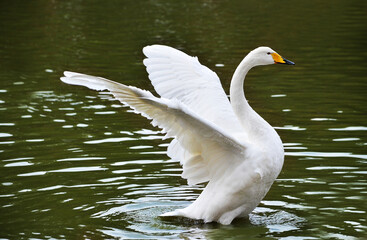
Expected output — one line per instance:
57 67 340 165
267 52 271 55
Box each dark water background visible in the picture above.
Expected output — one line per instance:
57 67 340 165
0 1 366 239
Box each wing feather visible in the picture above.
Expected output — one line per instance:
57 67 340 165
61 72 247 185
142 45 243 134
143 45 247 180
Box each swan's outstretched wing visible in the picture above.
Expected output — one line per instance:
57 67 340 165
61 72 248 185
143 45 243 134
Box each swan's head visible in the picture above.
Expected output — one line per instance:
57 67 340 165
249 47 295 66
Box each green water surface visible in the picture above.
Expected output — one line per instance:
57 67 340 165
0 1 366 239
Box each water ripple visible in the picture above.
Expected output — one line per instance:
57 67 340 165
17 166 108 177
329 126 367 131
84 137 136 144
285 151 367 160
57 157 106 162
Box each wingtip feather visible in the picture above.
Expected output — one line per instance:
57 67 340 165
60 76 75 85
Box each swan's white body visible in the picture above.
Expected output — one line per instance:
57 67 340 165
61 45 294 225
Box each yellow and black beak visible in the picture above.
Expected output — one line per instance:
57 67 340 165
271 53 295 65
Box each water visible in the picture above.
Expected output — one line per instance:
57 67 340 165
1 1 366 239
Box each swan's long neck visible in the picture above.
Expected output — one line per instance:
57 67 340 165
230 55 254 121
229 55 275 142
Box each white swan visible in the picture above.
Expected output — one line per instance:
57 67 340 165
60 45 294 225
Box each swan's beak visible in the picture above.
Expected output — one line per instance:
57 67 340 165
271 53 295 65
